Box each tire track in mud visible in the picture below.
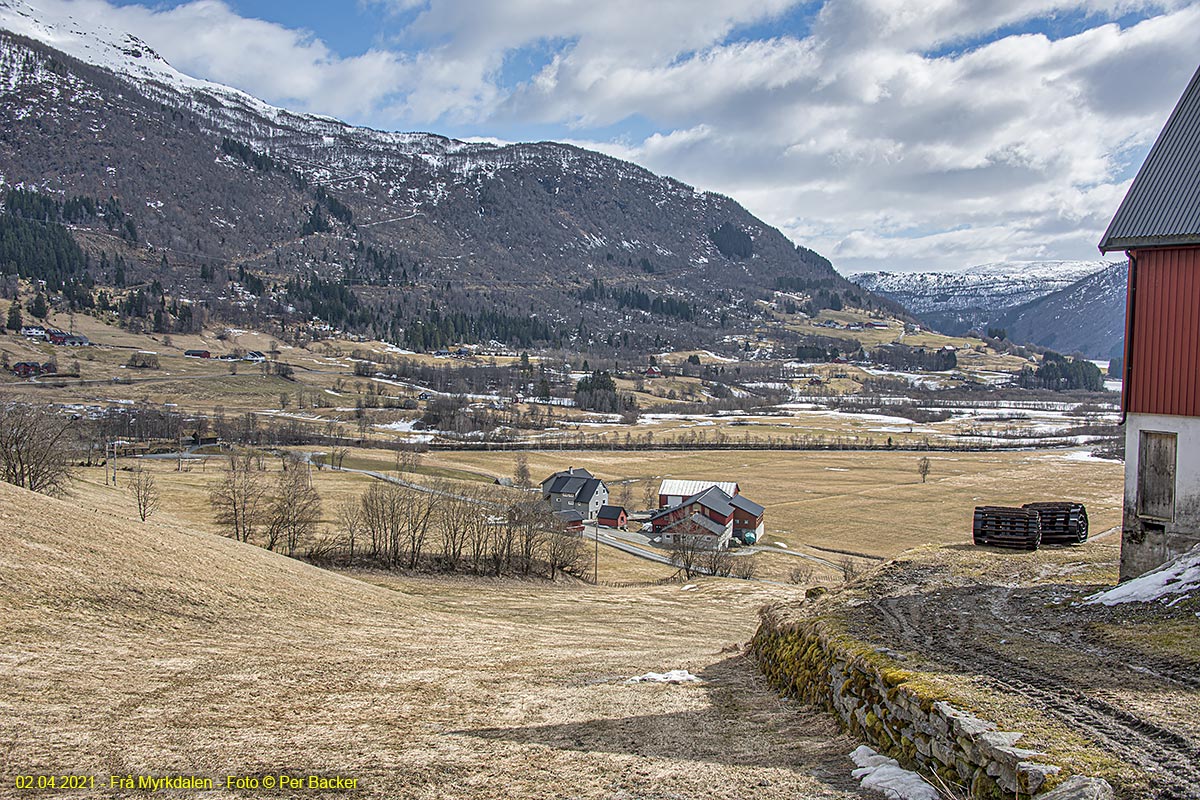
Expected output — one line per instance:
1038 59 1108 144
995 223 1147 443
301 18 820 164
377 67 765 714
870 593 1200 800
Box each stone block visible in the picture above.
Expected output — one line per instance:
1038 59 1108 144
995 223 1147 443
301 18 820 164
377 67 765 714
1018 762 1062 795
1035 776 1115 800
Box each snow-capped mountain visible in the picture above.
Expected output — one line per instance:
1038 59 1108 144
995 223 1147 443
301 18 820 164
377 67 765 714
853 260 1112 316
853 259 1127 357
995 261 1128 360
0 0 883 348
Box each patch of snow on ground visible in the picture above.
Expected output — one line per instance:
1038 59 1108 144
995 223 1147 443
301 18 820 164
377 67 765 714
625 670 701 684
849 746 940 800
1086 544 1200 606
1058 449 1111 463
680 584 698 591
774 542 789 549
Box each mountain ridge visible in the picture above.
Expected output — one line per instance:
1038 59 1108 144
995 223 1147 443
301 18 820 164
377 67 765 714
0 0 894 353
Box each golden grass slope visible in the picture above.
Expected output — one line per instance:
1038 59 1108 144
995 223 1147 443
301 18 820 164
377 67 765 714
0 481 870 799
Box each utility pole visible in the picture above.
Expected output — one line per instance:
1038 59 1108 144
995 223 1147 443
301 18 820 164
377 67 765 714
593 523 599 585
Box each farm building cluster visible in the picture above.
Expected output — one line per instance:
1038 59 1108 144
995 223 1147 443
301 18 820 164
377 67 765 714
539 468 765 550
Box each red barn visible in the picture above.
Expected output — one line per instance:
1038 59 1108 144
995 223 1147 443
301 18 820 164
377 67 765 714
596 505 627 529
649 486 737 550
1099 62 1200 580
553 510 585 535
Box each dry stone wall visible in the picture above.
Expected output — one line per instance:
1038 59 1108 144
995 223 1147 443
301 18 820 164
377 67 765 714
751 609 1107 799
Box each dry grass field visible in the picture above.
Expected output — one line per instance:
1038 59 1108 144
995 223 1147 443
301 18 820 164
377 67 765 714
416 448 1125 565
90 445 1123 586
0 480 874 799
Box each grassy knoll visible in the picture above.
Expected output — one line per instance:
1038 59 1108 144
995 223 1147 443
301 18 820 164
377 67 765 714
0 479 866 800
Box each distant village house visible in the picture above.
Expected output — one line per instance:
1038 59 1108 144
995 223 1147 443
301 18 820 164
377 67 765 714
540 467 609 519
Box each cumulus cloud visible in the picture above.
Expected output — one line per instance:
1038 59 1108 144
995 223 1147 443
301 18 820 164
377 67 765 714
31 0 1200 272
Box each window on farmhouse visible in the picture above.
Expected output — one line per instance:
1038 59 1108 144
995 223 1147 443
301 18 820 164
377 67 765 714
1137 431 1177 521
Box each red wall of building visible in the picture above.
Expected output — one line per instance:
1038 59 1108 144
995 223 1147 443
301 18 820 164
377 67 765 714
1125 247 1200 417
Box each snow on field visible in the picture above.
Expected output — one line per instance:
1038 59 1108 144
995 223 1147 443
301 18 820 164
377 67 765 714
1056 449 1112 463
376 420 421 432
859 367 946 389
774 542 789 549
1086 544 1200 606
625 670 701 684
849 746 940 800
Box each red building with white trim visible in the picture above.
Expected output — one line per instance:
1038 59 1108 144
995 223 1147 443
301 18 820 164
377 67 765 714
1099 62 1200 580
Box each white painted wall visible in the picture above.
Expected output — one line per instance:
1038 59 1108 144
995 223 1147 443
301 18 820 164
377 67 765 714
1121 412 1200 580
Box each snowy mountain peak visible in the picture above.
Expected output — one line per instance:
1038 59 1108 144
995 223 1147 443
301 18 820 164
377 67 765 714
852 259 1117 315
3 0 187 87
959 260 1113 281
0 0 495 163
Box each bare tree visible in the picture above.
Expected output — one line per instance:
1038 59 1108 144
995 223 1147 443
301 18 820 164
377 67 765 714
730 554 757 580
438 490 477 571
266 465 322 555
917 456 931 483
667 520 709 580
615 481 633 509
0 399 75 495
641 480 658 512
209 452 267 543
130 463 159 521
465 501 495 574
703 545 734 578
788 564 815 585
546 525 586 579
359 481 405 566
840 557 861 583
509 498 555 575
337 496 363 564
513 453 531 490
395 447 423 475
401 482 441 569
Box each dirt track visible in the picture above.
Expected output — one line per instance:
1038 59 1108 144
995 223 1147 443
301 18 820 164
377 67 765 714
850 540 1200 800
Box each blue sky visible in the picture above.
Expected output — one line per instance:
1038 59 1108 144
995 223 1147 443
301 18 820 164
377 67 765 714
45 1 1200 272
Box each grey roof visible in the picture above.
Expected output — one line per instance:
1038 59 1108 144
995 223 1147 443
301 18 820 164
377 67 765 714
554 510 584 523
729 495 765 517
665 512 727 537
546 474 603 504
541 468 594 486
575 478 603 505
651 486 735 519
598 505 626 518
1100 64 1200 252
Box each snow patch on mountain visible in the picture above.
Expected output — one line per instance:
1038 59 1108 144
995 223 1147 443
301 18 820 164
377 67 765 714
853 260 1114 315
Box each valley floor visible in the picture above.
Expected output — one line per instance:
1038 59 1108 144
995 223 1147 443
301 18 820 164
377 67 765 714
0 482 870 799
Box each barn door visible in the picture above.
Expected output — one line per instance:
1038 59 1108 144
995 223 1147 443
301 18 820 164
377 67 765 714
1137 431 1177 521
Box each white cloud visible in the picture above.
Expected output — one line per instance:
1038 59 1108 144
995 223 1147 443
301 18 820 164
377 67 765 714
18 0 1200 272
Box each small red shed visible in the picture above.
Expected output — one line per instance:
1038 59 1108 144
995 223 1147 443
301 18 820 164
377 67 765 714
596 505 627 529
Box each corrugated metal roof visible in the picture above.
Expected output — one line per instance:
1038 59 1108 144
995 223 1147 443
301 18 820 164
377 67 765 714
658 479 738 497
1100 63 1200 252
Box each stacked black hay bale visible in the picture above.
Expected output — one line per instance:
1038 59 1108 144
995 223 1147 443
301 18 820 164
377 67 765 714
973 506 1042 550
1023 502 1089 544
